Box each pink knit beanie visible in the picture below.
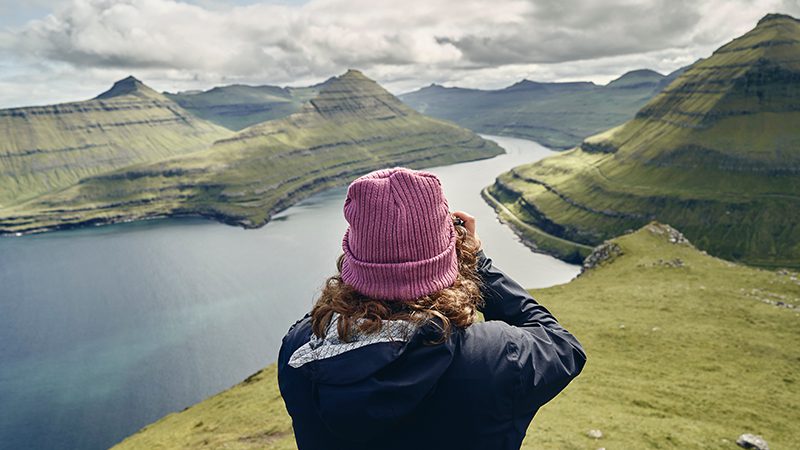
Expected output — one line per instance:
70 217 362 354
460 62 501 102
340 167 458 301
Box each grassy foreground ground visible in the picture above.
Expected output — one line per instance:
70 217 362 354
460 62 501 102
113 223 800 449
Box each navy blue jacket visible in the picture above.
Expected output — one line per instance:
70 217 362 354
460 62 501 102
278 250 586 450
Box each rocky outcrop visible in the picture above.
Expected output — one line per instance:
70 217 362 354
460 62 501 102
582 241 623 271
736 433 769 450
579 141 618 154
644 222 691 246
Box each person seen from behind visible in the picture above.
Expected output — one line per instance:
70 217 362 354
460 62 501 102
278 167 586 450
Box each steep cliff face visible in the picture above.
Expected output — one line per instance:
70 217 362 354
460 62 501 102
0 70 502 234
491 13 800 268
0 76 232 207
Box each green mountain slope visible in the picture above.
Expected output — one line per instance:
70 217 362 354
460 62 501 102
489 13 800 268
110 223 800 449
399 67 684 149
0 70 502 234
0 76 232 208
165 84 320 131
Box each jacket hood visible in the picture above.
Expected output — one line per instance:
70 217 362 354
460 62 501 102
287 313 456 442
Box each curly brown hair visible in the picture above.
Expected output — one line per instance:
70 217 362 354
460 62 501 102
311 223 484 343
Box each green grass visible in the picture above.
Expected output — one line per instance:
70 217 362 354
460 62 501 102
490 14 800 267
113 365 296 450
0 77 232 208
111 222 800 449
481 186 592 263
0 70 502 234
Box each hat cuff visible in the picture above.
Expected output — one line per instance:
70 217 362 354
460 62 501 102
341 227 459 301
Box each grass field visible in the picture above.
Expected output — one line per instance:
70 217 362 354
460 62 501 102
111 222 800 449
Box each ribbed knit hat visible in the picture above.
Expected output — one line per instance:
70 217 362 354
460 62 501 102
340 167 458 301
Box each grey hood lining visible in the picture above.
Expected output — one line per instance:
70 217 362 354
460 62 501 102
288 312 420 369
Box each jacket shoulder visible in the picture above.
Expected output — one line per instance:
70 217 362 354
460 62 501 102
278 314 313 368
460 320 528 354
451 320 525 376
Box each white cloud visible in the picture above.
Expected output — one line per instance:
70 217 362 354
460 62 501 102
0 0 799 107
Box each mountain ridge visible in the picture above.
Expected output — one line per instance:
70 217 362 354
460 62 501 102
0 76 232 208
0 70 502 235
400 66 686 149
488 12 800 267
164 80 321 131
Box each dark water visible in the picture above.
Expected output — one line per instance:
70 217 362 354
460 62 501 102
0 136 579 450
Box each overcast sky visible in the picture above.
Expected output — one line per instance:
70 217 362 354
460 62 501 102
0 0 798 108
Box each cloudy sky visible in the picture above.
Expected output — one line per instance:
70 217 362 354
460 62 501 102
0 0 798 108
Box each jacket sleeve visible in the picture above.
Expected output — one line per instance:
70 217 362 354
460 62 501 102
476 249 587 410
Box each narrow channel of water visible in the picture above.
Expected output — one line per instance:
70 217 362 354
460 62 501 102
0 135 579 450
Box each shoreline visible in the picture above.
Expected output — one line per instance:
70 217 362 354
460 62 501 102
480 186 592 265
1 151 505 238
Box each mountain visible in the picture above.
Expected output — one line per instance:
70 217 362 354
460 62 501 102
165 84 320 131
0 70 502 234
604 69 664 89
0 76 232 208
399 67 686 149
110 223 800 449
487 13 800 268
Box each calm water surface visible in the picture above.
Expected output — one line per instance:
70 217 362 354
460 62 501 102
0 136 579 450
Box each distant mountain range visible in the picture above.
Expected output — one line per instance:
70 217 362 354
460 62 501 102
399 67 685 149
164 84 320 131
0 70 501 234
162 66 687 151
489 13 800 268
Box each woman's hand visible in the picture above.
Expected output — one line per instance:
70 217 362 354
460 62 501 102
452 210 482 250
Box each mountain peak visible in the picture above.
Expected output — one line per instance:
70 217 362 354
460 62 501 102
95 76 161 100
606 69 665 88
303 70 412 120
504 79 544 91
757 12 799 26
340 69 369 80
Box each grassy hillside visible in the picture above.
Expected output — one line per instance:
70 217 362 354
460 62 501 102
489 13 800 268
165 84 320 131
0 70 502 234
0 76 232 207
399 68 684 150
111 222 800 449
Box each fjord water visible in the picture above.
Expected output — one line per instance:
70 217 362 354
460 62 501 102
0 136 579 450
